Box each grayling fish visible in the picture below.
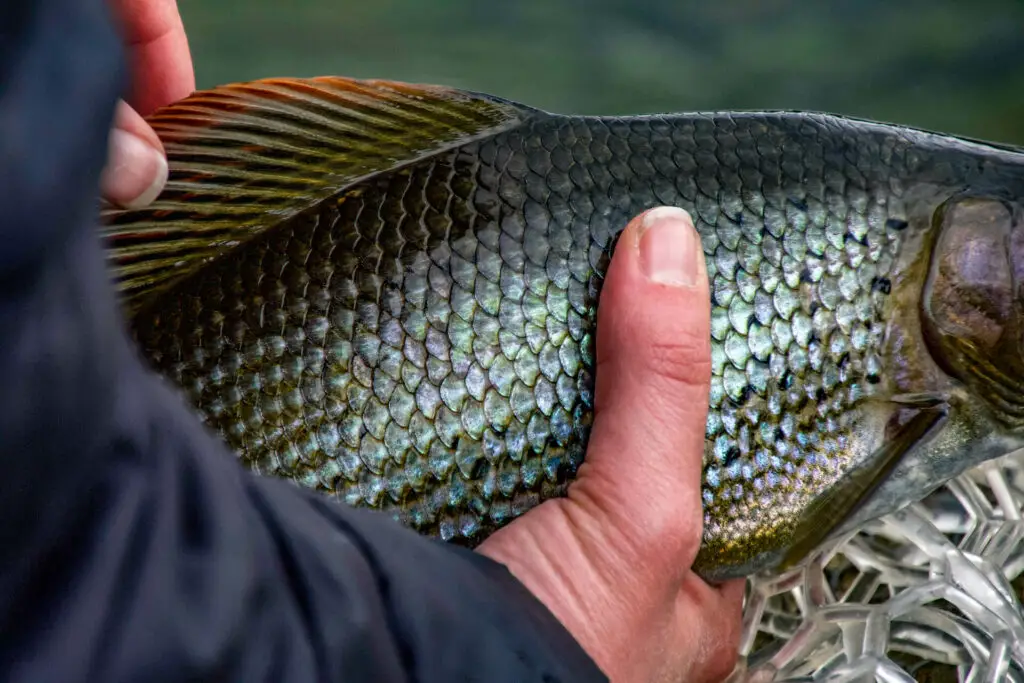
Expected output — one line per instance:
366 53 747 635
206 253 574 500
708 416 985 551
98 76 1024 581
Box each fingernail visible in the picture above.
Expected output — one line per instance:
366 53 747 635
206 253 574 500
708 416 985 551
100 129 168 209
637 206 704 286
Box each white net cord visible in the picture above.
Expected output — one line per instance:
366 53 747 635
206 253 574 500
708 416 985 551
730 449 1024 682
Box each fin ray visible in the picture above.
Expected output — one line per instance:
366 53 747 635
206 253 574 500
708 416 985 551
100 76 538 313
779 403 948 570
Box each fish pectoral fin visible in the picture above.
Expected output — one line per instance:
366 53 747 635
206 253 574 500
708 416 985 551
99 76 539 313
888 391 951 408
778 404 948 571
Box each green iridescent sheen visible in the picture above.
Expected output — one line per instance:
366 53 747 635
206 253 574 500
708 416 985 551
101 77 1024 581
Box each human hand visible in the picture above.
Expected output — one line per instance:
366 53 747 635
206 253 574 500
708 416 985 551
478 207 746 683
101 0 194 208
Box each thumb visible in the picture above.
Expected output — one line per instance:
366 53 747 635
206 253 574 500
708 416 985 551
477 207 731 682
569 205 712 575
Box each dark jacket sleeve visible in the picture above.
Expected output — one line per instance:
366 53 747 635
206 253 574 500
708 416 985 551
0 1 609 681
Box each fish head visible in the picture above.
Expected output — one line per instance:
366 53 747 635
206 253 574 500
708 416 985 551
691 129 1024 581
834 146 1024 539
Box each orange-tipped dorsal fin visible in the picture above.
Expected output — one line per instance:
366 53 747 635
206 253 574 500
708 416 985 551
100 76 537 314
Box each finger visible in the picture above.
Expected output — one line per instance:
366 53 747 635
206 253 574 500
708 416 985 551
100 100 168 208
109 0 195 114
568 206 711 571
111 98 164 154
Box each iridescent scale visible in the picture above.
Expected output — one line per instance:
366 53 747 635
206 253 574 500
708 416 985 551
133 112 913 568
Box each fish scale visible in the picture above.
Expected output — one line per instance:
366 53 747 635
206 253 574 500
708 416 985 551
128 103 903 574
103 76 1024 581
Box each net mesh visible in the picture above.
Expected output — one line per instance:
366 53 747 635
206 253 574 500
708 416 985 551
731 450 1024 683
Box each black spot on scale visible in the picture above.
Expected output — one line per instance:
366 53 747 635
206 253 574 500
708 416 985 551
788 197 809 212
815 388 827 403
837 351 851 368
729 384 753 406
723 445 742 467
885 218 909 232
871 277 892 295
799 268 813 284
778 371 794 390
844 232 869 247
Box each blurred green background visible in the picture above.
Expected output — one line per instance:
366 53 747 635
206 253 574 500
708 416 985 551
177 0 1024 143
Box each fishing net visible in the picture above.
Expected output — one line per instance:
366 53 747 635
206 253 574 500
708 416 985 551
731 449 1024 683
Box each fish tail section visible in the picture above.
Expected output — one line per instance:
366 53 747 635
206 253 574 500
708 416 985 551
99 76 540 313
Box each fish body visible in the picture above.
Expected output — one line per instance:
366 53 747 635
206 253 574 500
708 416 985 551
100 77 1024 581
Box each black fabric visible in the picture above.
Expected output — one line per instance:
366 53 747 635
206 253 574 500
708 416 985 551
0 0 608 681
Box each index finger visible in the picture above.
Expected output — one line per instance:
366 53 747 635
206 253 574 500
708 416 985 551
109 0 195 115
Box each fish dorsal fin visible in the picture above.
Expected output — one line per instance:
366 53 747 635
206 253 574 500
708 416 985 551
100 76 537 313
